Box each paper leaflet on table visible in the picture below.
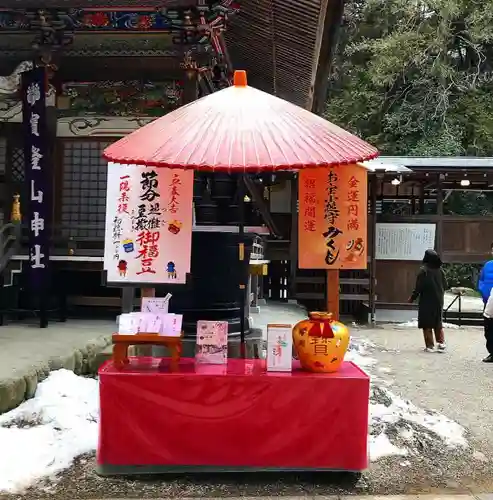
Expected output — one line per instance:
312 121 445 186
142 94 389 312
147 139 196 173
267 324 293 372
117 312 182 336
164 313 183 337
141 294 172 313
117 313 138 334
195 320 228 364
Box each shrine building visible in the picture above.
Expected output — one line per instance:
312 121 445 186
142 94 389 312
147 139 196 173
0 0 344 328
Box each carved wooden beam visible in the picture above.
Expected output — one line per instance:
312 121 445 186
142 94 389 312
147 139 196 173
243 175 281 238
0 60 34 95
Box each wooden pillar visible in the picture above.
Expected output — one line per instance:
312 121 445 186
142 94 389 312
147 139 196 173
436 174 444 255
251 273 259 308
368 175 377 326
289 175 298 300
326 269 340 320
238 176 247 346
141 287 155 301
258 271 265 301
410 184 416 215
121 287 134 314
418 182 425 214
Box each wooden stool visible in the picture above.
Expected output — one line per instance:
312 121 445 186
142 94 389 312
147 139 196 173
112 333 183 371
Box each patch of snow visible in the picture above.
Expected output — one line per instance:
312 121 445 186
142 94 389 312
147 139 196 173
346 337 377 368
369 432 408 461
398 427 414 440
370 386 467 450
349 337 468 462
377 367 392 374
395 319 460 329
0 370 98 494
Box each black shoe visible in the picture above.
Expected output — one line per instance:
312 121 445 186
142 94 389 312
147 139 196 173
483 355 493 363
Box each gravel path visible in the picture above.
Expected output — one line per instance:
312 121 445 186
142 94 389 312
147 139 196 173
2 323 493 500
356 325 493 447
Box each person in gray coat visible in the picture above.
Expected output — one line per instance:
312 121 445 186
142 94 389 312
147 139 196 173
409 249 448 353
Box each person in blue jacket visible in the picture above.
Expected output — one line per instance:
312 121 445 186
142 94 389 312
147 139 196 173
478 250 493 303
478 246 493 363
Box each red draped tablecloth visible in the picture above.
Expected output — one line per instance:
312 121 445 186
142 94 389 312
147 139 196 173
97 358 369 474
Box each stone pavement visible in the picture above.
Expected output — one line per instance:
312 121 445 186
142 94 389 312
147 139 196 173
0 319 114 413
249 300 309 338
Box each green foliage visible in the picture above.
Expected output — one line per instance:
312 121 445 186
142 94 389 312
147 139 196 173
442 263 481 290
445 191 493 215
326 2 493 285
325 0 493 156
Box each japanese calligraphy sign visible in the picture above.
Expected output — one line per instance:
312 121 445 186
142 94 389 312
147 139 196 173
103 163 193 284
266 324 293 372
298 165 368 269
21 67 50 290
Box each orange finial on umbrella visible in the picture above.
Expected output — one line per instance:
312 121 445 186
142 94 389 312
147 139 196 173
233 70 248 87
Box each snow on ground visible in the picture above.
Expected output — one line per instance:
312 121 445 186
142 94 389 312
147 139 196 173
347 337 468 462
394 319 460 329
0 337 469 494
0 370 98 494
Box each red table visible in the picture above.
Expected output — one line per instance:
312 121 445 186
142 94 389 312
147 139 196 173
97 358 369 474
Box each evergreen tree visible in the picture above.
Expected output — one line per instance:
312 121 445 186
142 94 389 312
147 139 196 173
326 0 493 156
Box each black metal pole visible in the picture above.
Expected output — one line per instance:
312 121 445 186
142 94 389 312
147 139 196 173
238 175 246 347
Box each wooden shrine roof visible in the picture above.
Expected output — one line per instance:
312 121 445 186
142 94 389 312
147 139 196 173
0 0 344 112
225 0 344 111
0 0 193 5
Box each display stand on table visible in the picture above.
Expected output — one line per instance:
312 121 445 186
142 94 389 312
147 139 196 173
112 333 183 371
97 358 369 474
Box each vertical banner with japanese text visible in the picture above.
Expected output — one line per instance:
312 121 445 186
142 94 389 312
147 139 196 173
21 67 50 290
298 165 368 269
103 163 193 284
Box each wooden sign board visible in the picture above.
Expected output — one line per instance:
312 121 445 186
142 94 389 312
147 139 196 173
298 165 368 270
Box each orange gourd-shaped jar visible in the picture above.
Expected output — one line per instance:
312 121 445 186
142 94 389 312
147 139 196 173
292 312 350 373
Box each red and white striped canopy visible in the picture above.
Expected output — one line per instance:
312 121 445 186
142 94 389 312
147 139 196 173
103 71 378 172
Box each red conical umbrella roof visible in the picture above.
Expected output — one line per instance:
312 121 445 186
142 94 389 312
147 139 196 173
103 71 378 172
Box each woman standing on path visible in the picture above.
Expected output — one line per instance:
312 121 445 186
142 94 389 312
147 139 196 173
409 249 448 353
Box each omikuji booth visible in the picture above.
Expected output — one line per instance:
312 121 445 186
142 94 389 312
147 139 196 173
96 71 377 474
